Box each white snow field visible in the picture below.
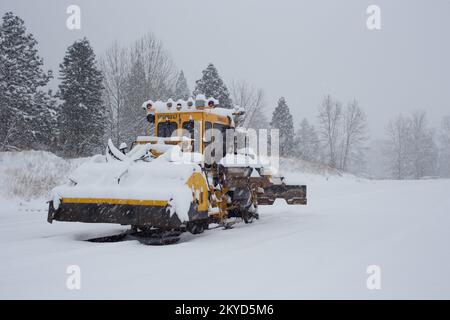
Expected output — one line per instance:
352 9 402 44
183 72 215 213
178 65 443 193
0 151 449 299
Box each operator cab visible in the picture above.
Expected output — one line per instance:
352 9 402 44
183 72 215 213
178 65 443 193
142 95 233 155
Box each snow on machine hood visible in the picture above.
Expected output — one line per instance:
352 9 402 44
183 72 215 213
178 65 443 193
50 145 202 223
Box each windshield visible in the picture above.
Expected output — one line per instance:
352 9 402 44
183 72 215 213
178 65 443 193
157 121 177 138
182 120 201 151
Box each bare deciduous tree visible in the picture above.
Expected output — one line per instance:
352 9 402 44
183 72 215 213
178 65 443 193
100 42 129 145
410 111 438 179
438 116 450 177
384 111 438 179
101 33 178 146
385 114 411 179
135 33 177 99
230 80 269 129
317 95 342 168
339 100 368 172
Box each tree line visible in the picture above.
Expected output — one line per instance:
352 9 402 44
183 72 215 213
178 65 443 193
267 95 369 174
1 11 449 179
0 12 105 157
268 95 450 179
384 112 450 179
0 12 232 157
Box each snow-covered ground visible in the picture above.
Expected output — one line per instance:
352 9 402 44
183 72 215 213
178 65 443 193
0 152 449 299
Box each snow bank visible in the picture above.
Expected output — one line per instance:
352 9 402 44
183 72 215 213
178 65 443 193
0 151 89 200
0 151 348 202
280 157 344 177
0 150 354 210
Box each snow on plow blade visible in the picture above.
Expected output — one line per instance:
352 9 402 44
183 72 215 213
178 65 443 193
257 184 307 205
48 144 207 229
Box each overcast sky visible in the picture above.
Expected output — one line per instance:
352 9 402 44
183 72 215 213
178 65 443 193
1 0 449 138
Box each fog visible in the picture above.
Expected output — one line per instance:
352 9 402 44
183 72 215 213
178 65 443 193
1 0 449 138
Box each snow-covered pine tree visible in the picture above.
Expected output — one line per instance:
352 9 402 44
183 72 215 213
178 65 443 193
174 70 190 100
58 38 105 157
294 118 321 162
33 89 59 150
270 97 295 157
0 12 53 151
193 63 233 109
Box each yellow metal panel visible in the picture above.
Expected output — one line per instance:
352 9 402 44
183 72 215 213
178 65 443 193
204 113 230 125
186 172 209 212
62 198 168 206
178 112 203 122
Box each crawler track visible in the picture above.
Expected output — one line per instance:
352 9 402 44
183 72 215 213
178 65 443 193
87 229 181 245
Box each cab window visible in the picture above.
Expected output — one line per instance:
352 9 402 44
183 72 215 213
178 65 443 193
214 123 230 157
214 123 229 136
182 120 198 150
182 120 195 135
157 121 177 138
204 121 213 145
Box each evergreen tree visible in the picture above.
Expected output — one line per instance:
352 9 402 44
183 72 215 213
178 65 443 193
193 63 232 108
270 97 295 157
0 12 53 150
33 89 59 150
58 38 105 157
174 70 190 100
294 118 321 162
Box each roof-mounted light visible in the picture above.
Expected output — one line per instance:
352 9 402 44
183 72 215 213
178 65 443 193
195 94 206 109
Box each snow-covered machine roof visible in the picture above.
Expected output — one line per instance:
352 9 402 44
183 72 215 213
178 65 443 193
141 94 236 120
